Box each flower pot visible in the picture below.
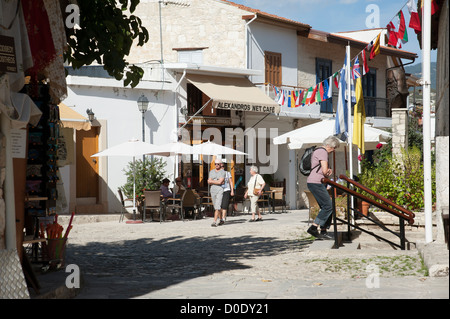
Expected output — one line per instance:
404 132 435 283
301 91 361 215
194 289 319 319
361 201 370 216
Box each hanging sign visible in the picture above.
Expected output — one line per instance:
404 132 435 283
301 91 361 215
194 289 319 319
0 35 17 73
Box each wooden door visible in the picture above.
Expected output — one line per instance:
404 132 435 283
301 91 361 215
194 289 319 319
76 128 99 199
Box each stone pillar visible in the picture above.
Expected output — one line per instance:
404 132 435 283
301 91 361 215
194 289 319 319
435 136 449 243
0 131 6 250
391 108 409 161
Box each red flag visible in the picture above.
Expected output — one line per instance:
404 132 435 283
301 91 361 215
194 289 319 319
361 49 369 75
407 0 421 33
421 0 439 15
296 90 304 107
387 21 399 47
309 85 318 104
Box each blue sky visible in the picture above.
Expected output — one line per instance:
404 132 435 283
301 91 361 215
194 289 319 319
230 0 436 65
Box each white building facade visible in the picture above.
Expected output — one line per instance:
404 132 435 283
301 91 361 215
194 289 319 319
62 0 417 214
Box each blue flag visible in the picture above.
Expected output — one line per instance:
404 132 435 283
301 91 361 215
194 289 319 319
335 55 348 140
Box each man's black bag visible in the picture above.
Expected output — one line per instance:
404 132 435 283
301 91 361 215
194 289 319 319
299 146 323 176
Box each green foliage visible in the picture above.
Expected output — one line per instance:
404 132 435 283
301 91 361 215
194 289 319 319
64 0 149 88
359 145 436 211
120 157 166 207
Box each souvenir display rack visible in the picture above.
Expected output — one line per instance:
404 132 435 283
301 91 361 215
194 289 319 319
23 84 60 220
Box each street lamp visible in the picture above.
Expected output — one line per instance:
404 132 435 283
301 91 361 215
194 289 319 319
137 94 149 142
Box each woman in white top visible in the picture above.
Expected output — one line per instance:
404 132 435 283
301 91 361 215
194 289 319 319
244 166 265 222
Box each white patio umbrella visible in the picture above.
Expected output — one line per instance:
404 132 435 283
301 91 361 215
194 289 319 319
192 141 247 156
147 141 194 156
91 138 161 221
145 141 195 184
192 141 247 196
273 119 391 151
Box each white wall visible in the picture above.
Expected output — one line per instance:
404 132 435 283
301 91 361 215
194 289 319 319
63 83 177 213
247 22 298 87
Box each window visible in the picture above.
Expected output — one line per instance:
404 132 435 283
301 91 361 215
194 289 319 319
362 69 377 117
177 49 203 64
265 51 282 87
316 58 333 113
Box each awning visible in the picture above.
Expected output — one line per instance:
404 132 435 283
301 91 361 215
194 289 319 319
58 103 92 131
186 74 280 114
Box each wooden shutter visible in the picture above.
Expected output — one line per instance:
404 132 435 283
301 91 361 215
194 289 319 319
265 51 282 87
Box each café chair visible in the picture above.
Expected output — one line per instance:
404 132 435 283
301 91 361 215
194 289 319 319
118 188 134 223
143 190 163 223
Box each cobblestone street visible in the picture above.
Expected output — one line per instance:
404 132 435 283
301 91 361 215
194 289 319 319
62 210 448 300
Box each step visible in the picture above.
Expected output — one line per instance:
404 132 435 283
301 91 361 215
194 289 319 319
74 204 105 214
308 232 343 251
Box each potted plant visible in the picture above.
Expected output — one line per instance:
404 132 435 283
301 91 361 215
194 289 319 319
120 157 167 213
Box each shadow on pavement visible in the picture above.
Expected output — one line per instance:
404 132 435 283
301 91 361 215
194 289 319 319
66 234 312 299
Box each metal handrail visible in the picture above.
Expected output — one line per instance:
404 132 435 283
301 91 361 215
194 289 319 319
338 175 415 221
322 177 415 225
321 176 415 250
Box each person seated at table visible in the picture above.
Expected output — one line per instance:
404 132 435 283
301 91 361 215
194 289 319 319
173 177 186 198
160 178 173 201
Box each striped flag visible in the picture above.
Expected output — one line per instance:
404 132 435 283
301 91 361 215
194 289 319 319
323 77 332 100
303 87 313 105
278 89 285 105
317 82 324 102
333 72 339 88
297 90 304 107
370 32 381 60
361 49 369 75
309 85 318 104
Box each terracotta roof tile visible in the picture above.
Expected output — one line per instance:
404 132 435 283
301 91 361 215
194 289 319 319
219 0 311 29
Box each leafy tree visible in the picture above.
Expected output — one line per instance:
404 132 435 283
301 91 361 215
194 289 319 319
64 0 149 88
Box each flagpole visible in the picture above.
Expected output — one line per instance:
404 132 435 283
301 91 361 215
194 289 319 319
346 45 353 177
422 0 433 243
346 44 354 218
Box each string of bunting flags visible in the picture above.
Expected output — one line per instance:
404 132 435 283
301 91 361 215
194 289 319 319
271 71 339 108
271 0 438 109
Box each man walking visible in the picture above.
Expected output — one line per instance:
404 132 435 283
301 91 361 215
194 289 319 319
208 158 225 227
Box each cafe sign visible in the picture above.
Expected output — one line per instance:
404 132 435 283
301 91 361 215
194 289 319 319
214 101 278 114
0 35 17 73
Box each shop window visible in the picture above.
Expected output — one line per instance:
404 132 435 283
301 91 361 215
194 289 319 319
265 51 282 87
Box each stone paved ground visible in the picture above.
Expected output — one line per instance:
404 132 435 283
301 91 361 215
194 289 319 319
62 210 448 300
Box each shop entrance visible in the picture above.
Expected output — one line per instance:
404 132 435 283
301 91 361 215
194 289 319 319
76 127 99 200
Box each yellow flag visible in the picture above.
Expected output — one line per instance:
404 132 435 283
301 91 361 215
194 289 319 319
352 77 366 154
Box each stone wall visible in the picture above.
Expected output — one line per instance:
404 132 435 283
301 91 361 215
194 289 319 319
128 0 247 68
0 131 6 249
